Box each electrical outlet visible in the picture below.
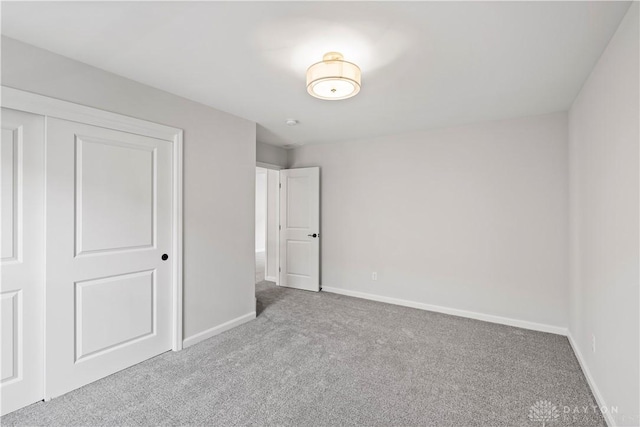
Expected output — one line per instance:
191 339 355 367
372 272 377 281
592 334 596 353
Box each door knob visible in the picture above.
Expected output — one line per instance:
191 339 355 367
161 254 168 261
307 233 318 238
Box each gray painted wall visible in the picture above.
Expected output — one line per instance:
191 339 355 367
289 112 569 329
568 3 639 424
256 141 287 167
1 37 257 340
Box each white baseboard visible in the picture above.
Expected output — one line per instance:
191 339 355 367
265 275 278 282
567 332 615 427
183 311 256 348
321 286 567 336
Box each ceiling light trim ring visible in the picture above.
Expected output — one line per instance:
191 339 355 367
307 77 361 100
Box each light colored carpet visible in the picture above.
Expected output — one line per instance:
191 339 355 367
2 281 604 426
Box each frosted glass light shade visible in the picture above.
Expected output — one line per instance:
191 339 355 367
306 52 361 100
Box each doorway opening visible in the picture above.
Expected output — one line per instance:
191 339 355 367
255 164 321 295
255 166 279 285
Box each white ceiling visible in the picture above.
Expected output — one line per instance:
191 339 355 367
1 1 630 147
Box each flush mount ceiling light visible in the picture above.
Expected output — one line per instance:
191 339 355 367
306 52 361 100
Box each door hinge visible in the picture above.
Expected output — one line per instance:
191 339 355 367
279 225 281 230
279 267 281 272
279 183 282 189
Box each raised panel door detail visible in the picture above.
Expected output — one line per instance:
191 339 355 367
286 240 311 277
1 126 21 262
286 175 309 229
75 270 155 361
75 136 155 256
1 291 20 383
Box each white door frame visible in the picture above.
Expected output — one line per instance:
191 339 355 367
1 87 184 355
256 161 282 171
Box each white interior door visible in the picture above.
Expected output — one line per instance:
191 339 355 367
279 167 320 292
0 108 45 415
46 117 173 398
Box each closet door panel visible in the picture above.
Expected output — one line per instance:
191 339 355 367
0 108 45 415
45 117 173 398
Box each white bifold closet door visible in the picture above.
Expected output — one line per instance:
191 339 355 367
1 108 45 415
46 118 173 398
279 167 320 292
